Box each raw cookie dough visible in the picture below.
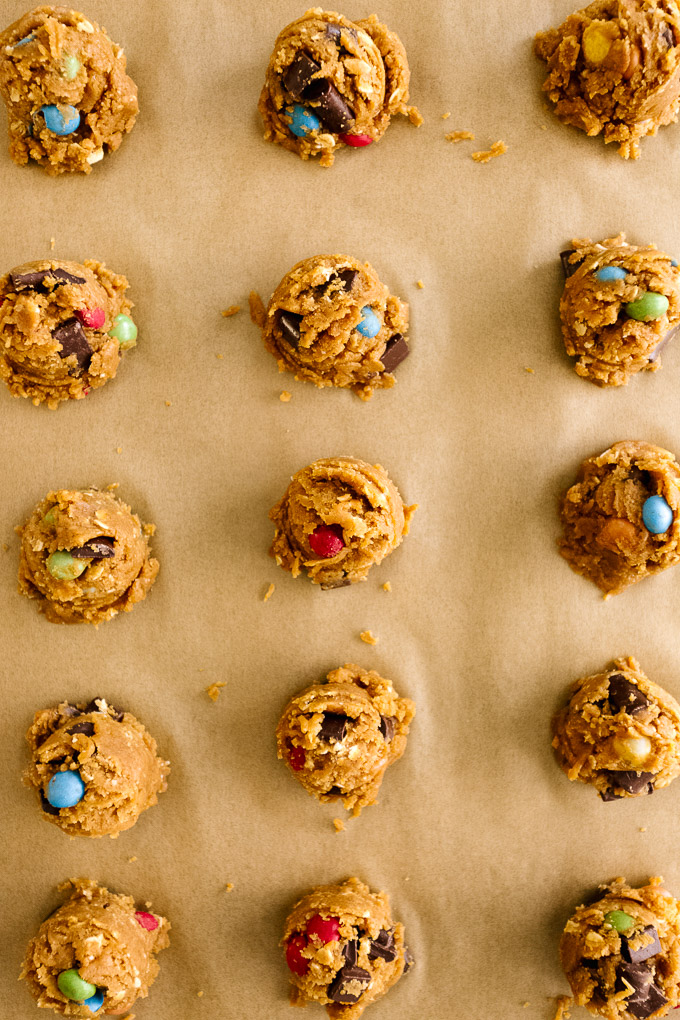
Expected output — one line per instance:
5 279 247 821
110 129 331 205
559 440 680 596
283 876 413 1018
560 236 680 386
22 878 169 1016
0 258 137 407
0 6 138 174
276 663 415 814
25 697 169 837
552 656 680 801
250 254 410 400
535 0 680 159
18 487 159 624
259 8 421 167
559 876 680 1019
269 456 416 588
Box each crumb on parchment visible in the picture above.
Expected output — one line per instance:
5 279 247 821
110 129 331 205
553 995 572 1020
249 291 266 328
128 856 137 863
442 111 451 119
263 582 275 602
50 237 55 250
333 817 345 833
408 107 424 126
225 882 234 892
216 353 224 360
205 682 226 702
165 400 172 407
525 367 535 374
382 581 392 592
416 280 424 289
197 990 204 998
221 305 241 318
360 630 377 645
280 391 292 402
471 140 507 163
446 130 475 142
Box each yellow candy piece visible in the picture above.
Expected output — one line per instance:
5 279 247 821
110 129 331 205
613 734 652 768
583 23 614 64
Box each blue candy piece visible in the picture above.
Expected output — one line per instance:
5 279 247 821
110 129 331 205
287 104 320 138
13 33 35 47
596 265 627 281
642 495 674 534
356 306 381 338
47 769 85 809
41 104 80 136
84 989 105 1013
672 260 678 268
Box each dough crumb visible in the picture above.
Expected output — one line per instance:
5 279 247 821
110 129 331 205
553 995 573 1020
446 129 475 142
525 367 535 374
128 856 137 863
471 140 507 163
382 581 392 592
333 817 345 833
279 391 292 402
640 826 647 832
143 522 156 536
165 400 172 407
249 290 266 328
416 280 424 289
206 682 226 702
3 543 9 552
442 111 451 119
116 446 122 454
50 237 55 250
105 482 119 491
221 305 241 318
225 882 234 892
263 582 276 602
216 353 224 360
408 107 424 126
360 630 378 645
197 991 204 998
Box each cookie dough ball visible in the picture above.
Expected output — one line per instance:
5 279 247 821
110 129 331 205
535 0 680 159
259 9 421 167
560 877 680 1018
18 487 159 624
250 255 410 400
25 697 169 837
283 877 413 1017
552 657 680 801
21 878 169 1016
269 457 417 588
0 259 137 407
0 6 138 174
559 441 680 596
560 236 680 386
277 664 415 815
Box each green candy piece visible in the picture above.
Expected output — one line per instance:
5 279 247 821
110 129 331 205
43 508 56 526
57 969 96 1002
625 291 669 322
47 550 87 581
604 909 635 933
61 54 80 80
108 314 137 350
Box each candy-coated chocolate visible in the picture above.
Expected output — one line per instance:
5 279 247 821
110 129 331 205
604 909 635 932
62 54 81 80
287 104 320 137
595 265 627 281
135 911 159 932
582 23 612 63
13 34 35 47
339 132 374 146
41 104 80 135
47 550 87 581
625 291 670 321
76 307 106 330
307 914 340 943
108 314 137 349
83 988 104 1012
47 769 85 808
642 494 674 534
356 305 381 338
309 524 345 558
289 746 306 771
286 934 309 976
57 969 96 1002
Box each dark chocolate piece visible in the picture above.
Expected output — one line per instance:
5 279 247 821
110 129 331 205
403 947 414 974
379 715 396 741
369 928 397 962
303 78 355 132
327 785 343 796
320 577 352 590
622 925 662 964
327 964 371 1004
336 268 358 291
380 333 410 373
615 962 667 1019
83 699 124 721
278 310 302 346
10 267 86 291
68 721 95 737
343 939 359 966
661 21 675 48
71 537 115 559
282 51 321 98
60 704 81 718
40 790 60 815
599 769 655 799
319 712 348 742
326 23 358 44
608 674 650 715
560 250 585 278
52 318 92 372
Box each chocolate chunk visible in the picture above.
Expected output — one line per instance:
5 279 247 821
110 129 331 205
336 268 358 291
277 310 302 347
40 790 60 815
52 318 92 372
84 699 124 721
379 715 396 741
10 267 86 291
71 537 115 559
661 21 675 48
319 712 348 742
599 769 655 799
327 964 371 1004
60 703 81 718
560 250 585 278
343 939 359 966
380 334 410 373
615 962 667 1019
369 928 397 962
303 78 355 133
326 23 358 44
608 674 650 715
403 947 414 974
282 51 321 99
622 925 662 964
320 577 352 590
327 785 343 796
68 721 95 737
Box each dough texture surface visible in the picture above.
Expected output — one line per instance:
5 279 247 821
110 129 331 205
22 878 169 1016
535 0 680 158
0 258 135 407
18 487 158 624
283 876 413 1017
0 5 138 174
277 664 415 814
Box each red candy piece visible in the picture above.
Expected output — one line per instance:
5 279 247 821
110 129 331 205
339 133 374 147
307 914 340 943
135 911 159 932
309 524 345 558
75 306 106 329
289 746 306 771
286 934 309 976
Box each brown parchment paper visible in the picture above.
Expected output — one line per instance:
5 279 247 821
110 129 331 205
5 0 680 1018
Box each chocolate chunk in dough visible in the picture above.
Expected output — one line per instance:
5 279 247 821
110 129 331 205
608 674 650 714
304 77 355 132
327 963 371 1003
615 962 668 1018
335 267 358 290
71 536 116 558
599 770 655 799
282 51 320 98
369 928 397 962
10 267 86 290
277 310 302 346
622 925 663 964
379 715 396 741
52 318 92 372
67 720 95 737
560 250 585 278
277 663 415 815
343 939 359 965
84 698 124 721
320 576 352 590
381 333 410 373
403 947 414 973
39 790 60 815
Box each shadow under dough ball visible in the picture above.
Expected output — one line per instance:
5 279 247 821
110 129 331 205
269 456 417 588
18 487 159 624
283 877 413 1017
258 8 421 167
25 697 169 837
250 254 410 400
559 440 680 595
22 878 169 1016
552 656 680 801
0 259 138 407
559 877 680 1019
535 0 680 159
277 664 415 815
0 5 138 174
560 235 680 386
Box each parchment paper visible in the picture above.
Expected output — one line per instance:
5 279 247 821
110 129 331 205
3 0 680 1017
